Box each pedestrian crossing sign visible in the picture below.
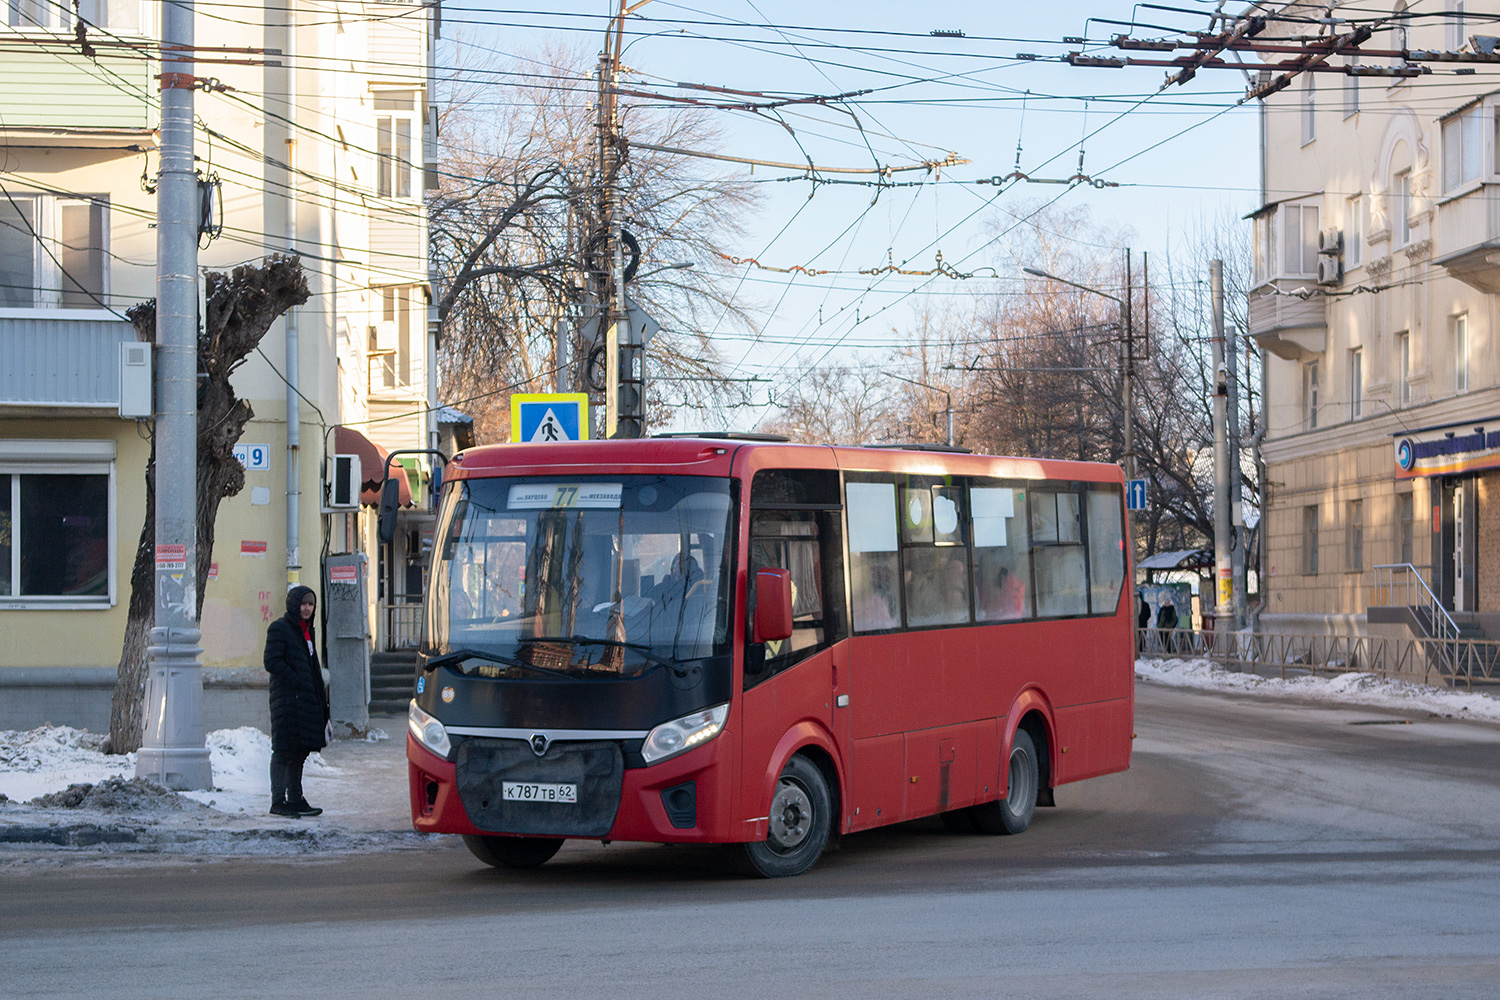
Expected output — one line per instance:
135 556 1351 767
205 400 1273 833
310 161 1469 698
511 393 590 443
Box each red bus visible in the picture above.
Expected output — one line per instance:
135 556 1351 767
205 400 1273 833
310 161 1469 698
407 435 1133 876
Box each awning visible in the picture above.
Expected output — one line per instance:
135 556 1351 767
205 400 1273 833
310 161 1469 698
1136 548 1213 571
333 425 413 507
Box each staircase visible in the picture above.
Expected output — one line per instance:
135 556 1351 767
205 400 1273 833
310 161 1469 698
1371 564 1499 684
370 650 418 716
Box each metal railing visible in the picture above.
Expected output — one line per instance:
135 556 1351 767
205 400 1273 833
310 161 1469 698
1138 628 1500 690
1370 563 1471 680
382 602 423 650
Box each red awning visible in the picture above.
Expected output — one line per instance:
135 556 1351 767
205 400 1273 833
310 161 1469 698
334 425 413 507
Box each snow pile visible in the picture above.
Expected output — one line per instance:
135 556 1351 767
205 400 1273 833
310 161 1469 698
0 726 134 802
1136 657 1500 722
175 726 337 814
29 777 214 814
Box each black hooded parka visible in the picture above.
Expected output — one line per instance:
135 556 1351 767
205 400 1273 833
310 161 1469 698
263 585 330 753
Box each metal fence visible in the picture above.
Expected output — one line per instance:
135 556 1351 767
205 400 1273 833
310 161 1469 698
382 603 423 650
1137 628 1500 690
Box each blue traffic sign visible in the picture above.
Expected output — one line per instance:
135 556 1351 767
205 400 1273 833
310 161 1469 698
511 393 590 442
1126 478 1148 510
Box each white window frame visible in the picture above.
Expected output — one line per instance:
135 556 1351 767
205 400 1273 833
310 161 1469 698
1397 330 1412 405
1343 59 1359 118
0 193 111 313
374 90 421 201
1349 347 1363 419
1305 359 1320 430
1448 1 1468 51
1442 105 1484 193
1301 75 1317 145
1394 170 1412 246
1346 195 1362 268
0 439 117 610
1453 313 1469 392
5 0 145 34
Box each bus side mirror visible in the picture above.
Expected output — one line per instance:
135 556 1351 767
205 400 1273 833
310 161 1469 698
377 476 401 544
753 568 794 644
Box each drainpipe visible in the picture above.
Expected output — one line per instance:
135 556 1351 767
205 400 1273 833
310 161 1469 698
1250 345 1268 635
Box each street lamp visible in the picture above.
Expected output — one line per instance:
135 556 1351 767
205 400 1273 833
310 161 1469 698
1022 257 1136 480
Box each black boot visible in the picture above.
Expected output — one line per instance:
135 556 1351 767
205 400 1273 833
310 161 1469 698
288 797 323 817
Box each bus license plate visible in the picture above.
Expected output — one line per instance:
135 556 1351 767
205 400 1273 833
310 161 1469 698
502 781 578 804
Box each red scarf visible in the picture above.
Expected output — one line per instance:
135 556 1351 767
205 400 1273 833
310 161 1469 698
299 619 313 654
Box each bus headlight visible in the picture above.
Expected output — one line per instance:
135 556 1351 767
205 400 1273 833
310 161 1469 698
642 704 728 765
409 699 452 759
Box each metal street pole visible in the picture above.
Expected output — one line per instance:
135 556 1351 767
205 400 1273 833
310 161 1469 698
1227 288 1248 630
1210 259 1234 634
137 0 211 790
886 372 954 446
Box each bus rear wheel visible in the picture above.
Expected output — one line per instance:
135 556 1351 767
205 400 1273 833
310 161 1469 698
972 729 1038 835
739 755 832 878
462 834 564 869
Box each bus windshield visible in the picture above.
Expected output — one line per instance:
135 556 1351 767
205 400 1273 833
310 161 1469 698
426 475 734 678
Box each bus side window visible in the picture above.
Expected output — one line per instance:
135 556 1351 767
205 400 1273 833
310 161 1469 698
1031 490 1088 617
902 482 970 627
972 484 1032 621
1086 488 1126 614
846 479 900 633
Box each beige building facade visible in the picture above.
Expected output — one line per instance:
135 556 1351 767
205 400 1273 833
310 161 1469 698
1253 2 1500 636
0 1 440 728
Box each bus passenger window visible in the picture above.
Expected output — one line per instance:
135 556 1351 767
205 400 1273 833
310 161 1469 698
847 480 900 632
903 482 969 627
972 486 1031 621
1031 491 1088 617
1087 489 1126 614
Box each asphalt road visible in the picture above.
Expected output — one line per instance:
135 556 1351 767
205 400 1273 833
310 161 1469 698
4 682 1500 999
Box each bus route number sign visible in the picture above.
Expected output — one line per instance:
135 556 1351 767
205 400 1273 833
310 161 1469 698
502 781 578 804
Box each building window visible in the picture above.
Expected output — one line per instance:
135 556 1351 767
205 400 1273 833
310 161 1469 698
1346 500 1364 572
1443 106 1483 192
1302 75 1316 145
0 194 108 309
1453 313 1469 392
1302 505 1319 576
1395 170 1412 246
1283 203 1319 277
375 91 418 199
1343 60 1359 118
1305 360 1320 429
371 285 417 389
1398 493 1414 564
1346 196 1362 268
1448 1 1468 51
1349 347 1363 419
1397 331 1412 404
0 442 115 605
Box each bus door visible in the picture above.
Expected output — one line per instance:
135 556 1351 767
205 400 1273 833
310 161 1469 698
740 470 848 824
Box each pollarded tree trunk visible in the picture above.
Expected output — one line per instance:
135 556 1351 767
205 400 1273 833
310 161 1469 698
108 255 310 754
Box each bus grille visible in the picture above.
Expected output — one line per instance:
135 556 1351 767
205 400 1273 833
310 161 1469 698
454 738 624 838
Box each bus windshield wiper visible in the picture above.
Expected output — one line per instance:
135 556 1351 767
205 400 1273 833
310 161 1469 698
527 635 686 674
423 648 571 679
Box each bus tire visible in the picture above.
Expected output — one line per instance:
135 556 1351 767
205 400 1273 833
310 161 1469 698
462 834 564 869
739 755 832 878
972 729 1038 836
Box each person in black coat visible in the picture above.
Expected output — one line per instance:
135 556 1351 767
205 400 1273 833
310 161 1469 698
264 585 329 817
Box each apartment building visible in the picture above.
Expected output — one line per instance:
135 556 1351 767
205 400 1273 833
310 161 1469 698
1252 1 1500 637
0 0 440 728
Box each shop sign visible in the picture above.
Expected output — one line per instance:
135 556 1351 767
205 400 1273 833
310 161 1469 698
1393 418 1500 479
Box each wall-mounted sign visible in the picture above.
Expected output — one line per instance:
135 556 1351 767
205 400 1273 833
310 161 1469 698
1393 417 1500 479
233 443 271 471
241 540 268 558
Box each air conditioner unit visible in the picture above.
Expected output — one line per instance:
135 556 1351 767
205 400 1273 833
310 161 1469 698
1317 255 1343 286
372 320 398 353
119 342 153 418
1317 228 1343 255
326 453 362 510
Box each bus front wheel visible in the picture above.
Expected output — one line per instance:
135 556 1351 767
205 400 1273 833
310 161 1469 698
739 755 832 878
462 834 564 869
972 729 1038 835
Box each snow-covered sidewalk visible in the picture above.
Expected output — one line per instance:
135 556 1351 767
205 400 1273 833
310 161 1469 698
0 721 427 859
1135 656 1500 723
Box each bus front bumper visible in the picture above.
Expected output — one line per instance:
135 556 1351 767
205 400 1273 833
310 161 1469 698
407 731 736 843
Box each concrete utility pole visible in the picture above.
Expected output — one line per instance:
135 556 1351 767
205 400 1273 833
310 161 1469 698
282 4 301 586
1210 259 1237 632
137 0 211 790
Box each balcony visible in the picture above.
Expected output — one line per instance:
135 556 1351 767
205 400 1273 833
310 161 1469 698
0 45 153 138
0 313 137 413
1433 182 1500 293
1247 279 1326 361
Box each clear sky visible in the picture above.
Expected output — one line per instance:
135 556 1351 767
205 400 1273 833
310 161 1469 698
441 2 1265 424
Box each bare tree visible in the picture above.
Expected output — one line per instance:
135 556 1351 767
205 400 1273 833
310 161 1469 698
761 362 898 445
430 43 759 437
109 256 310 753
